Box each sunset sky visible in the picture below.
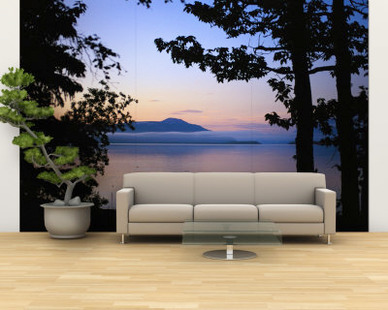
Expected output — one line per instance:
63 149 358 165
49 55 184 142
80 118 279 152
63 0 368 131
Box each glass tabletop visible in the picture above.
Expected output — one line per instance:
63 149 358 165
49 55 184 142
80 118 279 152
182 221 282 245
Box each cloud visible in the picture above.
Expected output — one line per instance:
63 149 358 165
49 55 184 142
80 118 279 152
150 99 161 102
171 109 203 115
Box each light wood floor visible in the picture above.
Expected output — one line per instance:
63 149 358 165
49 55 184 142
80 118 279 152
0 233 388 310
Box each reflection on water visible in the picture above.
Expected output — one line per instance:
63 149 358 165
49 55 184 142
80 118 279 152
97 143 340 208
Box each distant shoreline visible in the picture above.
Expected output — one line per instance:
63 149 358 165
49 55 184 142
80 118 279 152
109 141 262 146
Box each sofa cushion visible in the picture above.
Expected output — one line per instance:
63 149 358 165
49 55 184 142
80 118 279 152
194 172 254 204
129 204 193 223
255 173 326 204
194 204 258 221
123 172 194 204
257 204 323 223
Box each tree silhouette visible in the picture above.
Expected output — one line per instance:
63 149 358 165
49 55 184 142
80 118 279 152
153 0 336 172
20 0 135 230
313 0 368 230
331 0 367 230
21 0 122 106
266 0 368 229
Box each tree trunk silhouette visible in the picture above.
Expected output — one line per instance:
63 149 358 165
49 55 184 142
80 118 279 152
286 0 315 172
332 0 361 229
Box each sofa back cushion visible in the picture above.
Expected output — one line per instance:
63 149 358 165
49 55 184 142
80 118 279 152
123 172 194 204
194 172 254 204
254 173 326 204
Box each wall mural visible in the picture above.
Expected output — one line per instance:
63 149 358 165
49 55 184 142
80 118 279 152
20 0 368 232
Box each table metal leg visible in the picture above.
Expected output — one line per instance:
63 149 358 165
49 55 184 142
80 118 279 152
202 236 257 260
226 244 234 260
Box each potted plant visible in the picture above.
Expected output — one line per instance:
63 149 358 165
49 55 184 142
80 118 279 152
0 67 96 239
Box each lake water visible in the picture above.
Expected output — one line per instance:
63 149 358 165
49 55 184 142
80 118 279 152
97 143 341 209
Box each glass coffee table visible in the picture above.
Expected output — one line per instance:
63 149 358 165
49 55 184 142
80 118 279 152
182 221 282 260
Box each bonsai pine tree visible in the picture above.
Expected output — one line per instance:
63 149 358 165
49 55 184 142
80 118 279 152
0 68 95 206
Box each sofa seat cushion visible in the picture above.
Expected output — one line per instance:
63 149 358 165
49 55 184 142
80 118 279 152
129 204 193 223
257 204 323 223
194 204 258 221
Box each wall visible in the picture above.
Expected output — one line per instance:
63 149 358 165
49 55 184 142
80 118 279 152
369 1 388 231
0 0 20 231
0 0 387 232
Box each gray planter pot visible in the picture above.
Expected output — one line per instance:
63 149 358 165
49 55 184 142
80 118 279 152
40 203 93 239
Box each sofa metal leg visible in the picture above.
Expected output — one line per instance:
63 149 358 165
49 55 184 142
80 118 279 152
327 234 332 245
120 234 126 244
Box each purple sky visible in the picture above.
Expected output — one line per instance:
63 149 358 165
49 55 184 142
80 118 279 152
62 0 368 131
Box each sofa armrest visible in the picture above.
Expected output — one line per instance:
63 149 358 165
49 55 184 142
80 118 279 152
315 188 336 234
116 188 134 234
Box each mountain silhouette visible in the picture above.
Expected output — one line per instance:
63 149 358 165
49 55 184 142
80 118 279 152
128 118 210 132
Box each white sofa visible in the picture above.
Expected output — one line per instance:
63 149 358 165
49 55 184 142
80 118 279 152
116 172 336 243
